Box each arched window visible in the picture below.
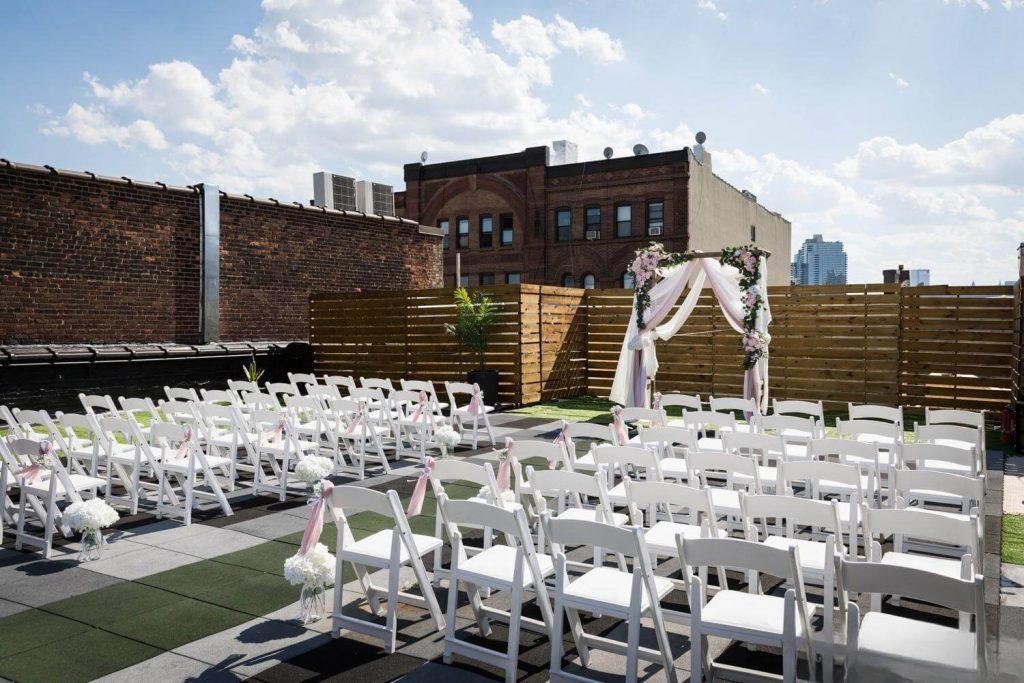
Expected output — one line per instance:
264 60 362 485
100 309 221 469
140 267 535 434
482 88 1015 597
582 273 596 290
561 273 575 288
622 271 635 289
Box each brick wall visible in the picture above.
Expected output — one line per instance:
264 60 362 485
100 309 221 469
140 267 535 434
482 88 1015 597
0 163 442 344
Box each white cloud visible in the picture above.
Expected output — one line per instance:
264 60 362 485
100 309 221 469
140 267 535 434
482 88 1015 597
491 15 557 58
575 93 592 108
752 82 771 96
944 0 991 9
41 103 168 150
548 15 625 64
492 14 625 65
696 0 728 20
888 71 910 89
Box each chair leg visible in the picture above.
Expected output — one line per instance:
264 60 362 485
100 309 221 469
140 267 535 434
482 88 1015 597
384 561 400 653
505 582 523 683
443 575 459 665
625 607 641 683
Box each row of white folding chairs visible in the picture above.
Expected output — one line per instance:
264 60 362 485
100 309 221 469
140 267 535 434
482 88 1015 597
327 458 985 683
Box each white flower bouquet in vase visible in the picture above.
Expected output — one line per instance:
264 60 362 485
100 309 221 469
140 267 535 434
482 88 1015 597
64 498 119 562
295 456 334 504
284 543 336 623
434 425 461 459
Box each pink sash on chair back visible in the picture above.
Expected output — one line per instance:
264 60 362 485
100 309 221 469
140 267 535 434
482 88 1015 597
299 481 336 555
497 437 518 493
14 439 53 485
173 426 193 460
611 406 629 446
409 391 429 423
467 384 483 416
406 456 436 516
263 417 287 444
344 404 366 435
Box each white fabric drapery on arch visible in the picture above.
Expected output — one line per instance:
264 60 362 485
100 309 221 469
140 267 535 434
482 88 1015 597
609 256 772 412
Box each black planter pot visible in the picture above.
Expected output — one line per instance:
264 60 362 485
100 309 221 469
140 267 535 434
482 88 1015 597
467 369 499 406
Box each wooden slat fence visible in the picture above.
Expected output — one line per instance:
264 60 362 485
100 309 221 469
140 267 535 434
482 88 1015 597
312 283 1014 412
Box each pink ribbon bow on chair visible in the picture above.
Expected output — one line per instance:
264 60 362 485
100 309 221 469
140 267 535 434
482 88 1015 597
14 440 53 485
299 480 336 555
409 391 429 423
406 456 436 516
263 416 287 444
467 383 483 416
497 437 518 493
344 403 366 435
173 426 193 460
611 406 629 446
652 392 663 411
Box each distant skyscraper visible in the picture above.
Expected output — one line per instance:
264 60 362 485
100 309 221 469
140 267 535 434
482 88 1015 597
791 234 848 285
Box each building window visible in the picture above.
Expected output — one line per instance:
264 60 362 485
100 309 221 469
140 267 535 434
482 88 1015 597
622 271 635 289
561 273 575 288
750 225 756 242
479 214 493 248
500 213 514 246
505 272 521 284
459 274 469 287
438 218 450 250
555 208 571 242
457 217 469 248
479 273 495 285
585 206 601 240
582 273 596 290
646 200 664 236
615 203 632 238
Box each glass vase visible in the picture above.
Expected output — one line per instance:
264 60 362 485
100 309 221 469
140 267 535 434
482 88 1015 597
439 443 449 459
299 583 326 624
78 529 104 562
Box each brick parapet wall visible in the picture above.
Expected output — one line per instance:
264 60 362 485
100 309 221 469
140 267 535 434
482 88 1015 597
0 163 442 344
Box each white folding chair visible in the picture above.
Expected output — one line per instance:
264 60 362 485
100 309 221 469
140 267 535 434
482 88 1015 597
164 386 200 404
246 408 315 499
544 515 677 683
445 381 496 448
527 467 628 570
660 393 703 426
778 459 863 558
762 414 818 461
151 422 233 525
324 398 393 479
191 403 249 489
390 389 439 460
861 505 981 628
1 405 24 438
559 422 615 473
914 423 984 479
899 441 979 478
241 391 279 413
679 537 817 683
806 438 881 507
2 437 106 557
686 449 762 528
837 419 900 500
79 393 119 420
55 412 104 477
322 374 357 397
682 410 737 450
98 416 158 514
710 395 760 433
591 444 664 505
227 379 261 396
741 493 845 679
306 384 342 412
200 388 242 408
837 556 987 681
429 460 504 581
11 408 56 443
773 399 825 438
331 485 445 653
927 408 986 430
440 495 555 682
507 440 570 517
118 396 163 439
893 467 984 522
360 376 396 394
848 403 904 432
400 379 449 418
634 425 697 483
619 407 666 431
158 398 197 426
723 431 786 492
265 382 299 409
287 372 319 395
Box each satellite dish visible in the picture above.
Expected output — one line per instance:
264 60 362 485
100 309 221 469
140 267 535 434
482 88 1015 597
420 151 428 163
632 144 649 156
695 131 707 144
603 147 614 159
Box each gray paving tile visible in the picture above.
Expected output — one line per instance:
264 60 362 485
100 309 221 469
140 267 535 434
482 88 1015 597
0 597 29 618
224 512 310 541
91 651 244 682
157 527 266 559
173 616 330 678
124 520 220 546
0 564 122 607
79 544 201 580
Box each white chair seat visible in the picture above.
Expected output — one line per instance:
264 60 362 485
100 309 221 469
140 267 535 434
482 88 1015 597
709 488 741 515
783 442 809 460
644 520 702 556
701 590 814 638
780 428 813 440
846 451 896 470
161 454 232 472
453 406 496 417
106 443 142 464
736 466 778 488
880 551 964 579
920 460 973 476
262 441 320 456
734 423 757 434
934 439 973 452
564 566 673 614
697 437 724 451
553 506 628 526
25 473 106 496
763 536 828 575
459 544 554 588
660 458 688 480
573 452 597 472
340 425 392 439
345 529 443 566
818 475 872 495
855 434 897 449
856 611 981 674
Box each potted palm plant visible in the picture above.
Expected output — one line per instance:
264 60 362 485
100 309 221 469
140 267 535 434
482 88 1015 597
444 287 499 405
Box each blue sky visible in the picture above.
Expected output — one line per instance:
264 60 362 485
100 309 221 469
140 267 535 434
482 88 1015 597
2 0 1022 284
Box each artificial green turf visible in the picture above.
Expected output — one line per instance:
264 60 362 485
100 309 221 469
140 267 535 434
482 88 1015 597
1003 514 1024 565
0 609 90 659
104 598 249 650
44 582 179 626
0 626 161 683
214 539 299 575
138 558 262 598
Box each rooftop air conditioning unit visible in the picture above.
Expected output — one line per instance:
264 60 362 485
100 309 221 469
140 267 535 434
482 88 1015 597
355 180 395 216
648 226 663 236
585 229 601 240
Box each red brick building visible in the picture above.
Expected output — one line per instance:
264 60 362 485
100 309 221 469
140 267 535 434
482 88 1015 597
395 144 791 288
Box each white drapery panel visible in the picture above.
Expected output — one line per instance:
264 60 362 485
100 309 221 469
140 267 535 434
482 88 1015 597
609 257 771 412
